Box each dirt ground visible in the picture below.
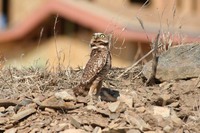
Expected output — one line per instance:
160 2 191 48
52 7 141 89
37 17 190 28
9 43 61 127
0 66 200 133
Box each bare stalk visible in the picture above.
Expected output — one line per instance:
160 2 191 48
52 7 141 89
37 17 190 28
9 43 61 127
145 31 160 86
53 14 61 73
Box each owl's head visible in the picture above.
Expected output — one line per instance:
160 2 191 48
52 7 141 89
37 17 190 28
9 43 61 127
90 33 112 50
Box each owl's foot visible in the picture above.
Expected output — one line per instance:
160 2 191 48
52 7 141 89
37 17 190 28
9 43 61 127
97 95 101 102
87 95 95 105
87 94 101 105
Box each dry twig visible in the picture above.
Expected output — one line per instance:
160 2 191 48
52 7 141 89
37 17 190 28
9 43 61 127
145 31 160 86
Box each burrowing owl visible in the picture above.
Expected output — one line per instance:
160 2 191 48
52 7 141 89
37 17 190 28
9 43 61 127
73 33 112 100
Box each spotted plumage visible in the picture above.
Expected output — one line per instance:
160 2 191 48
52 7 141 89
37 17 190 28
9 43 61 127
73 33 112 100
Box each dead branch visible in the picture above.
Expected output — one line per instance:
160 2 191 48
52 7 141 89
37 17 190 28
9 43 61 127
145 31 160 86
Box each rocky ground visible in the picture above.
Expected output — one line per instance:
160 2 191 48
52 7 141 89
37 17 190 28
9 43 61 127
0 64 200 133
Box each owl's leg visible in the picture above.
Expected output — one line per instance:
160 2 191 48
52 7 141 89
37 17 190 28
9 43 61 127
96 80 102 102
88 78 102 104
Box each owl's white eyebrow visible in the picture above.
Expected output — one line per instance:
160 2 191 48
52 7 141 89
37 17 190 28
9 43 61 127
91 46 98 49
92 45 106 49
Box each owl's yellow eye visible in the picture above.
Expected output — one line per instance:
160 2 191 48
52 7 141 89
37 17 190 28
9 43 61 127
100 34 105 38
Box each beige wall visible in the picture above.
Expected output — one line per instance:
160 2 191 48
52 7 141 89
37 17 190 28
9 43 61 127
5 36 135 69
8 0 47 26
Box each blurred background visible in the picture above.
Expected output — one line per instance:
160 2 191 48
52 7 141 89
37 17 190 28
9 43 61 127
0 0 199 69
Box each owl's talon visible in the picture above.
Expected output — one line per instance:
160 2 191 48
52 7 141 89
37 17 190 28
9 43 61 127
97 95 101 102
87 95 95 105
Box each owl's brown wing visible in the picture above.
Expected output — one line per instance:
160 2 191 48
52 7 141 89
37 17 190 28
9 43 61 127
81 50 108 84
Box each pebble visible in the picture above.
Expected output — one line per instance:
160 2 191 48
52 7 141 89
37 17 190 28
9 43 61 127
108 101 120 113
55 91 75 101
153 106 170 118
0 107 5 112
136 106 146 113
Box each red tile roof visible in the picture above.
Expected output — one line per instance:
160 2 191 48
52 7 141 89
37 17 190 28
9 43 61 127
0 0 199 44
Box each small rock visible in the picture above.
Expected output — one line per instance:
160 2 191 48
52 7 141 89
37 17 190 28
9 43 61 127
68 116 81 128
56 123 68 132
34 122 45 128
118 121 127 127
83 125 93 132
159 82 173 90
89 114 109 127
96 101 108 108
187 115 198 122
45 108 56 113
41 96 77 110
0 112 8 117
116 103 127 113
145 130 164 133
41 111 51 115
136 106 146 113
163 125 172 133
153 106 170 118
50 120 58 127
0 99 18 108
0 117 8 124
125 110 151 131
17 127 31 133
4 128 18 133
108 101 120 113
30 128 40 133
76 96 87 103
27 103 37 109
144 131 158 133
11 108 36 123
55 91 75 101
197 81 200 88
6 106 15 112
127 129 141 133
92 126 102 133
168 101 179 108
0 107 5 112
159 94 171 106
119 94 133 108
96 108 110 116
176 128 183 133
19 98 33 106
170 109 183 126
109 113 120 120
108 121 119 129
61 129 87 133
171 115 183 126
86 105 97 111
134 103 144 108
76 113 109 128
183 130 190 133
4 123 13 129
